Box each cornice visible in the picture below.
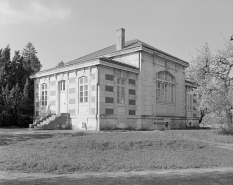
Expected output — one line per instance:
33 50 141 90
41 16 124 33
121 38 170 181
30 58 139 79
100 60 139 74
141 46 189 67
108 46 190 68
30 58 99 78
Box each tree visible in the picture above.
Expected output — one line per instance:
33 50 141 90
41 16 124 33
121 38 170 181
187 42 233 127
0 43 42 127
22 42 42 74
0 45 10 67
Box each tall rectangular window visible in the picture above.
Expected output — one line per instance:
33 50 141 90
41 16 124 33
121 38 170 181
187 87 192 109
117 78 125 104
171 85 175 103
79 76 88 103
156 81 162 102
41 83 47 106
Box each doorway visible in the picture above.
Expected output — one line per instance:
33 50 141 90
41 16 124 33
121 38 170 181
59 80 67 113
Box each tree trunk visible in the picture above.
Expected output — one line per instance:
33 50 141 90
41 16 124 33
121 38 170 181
199 110 205 124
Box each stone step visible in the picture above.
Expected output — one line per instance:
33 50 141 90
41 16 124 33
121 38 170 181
32 113 70 130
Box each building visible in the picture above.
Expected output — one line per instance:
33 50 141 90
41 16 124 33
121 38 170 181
30 28 199 130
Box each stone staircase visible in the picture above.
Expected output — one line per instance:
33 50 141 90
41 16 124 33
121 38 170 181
30 113 71 130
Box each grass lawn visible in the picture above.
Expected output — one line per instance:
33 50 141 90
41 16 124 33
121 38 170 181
0 130 233 174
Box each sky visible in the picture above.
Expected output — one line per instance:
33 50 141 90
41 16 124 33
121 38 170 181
0 0 233 70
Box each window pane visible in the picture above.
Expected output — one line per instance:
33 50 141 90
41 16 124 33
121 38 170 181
158 72 164 80
84 76 88 83
80 97 83 102
80 86 83 91
122 79 125 85
45 84 47 89
164 83 167 102
45 91 47 95
80 92 83 96
80 77 83 84
84 97 88 102
168 84 171 102
117 79 120 84
42 91 44 96
156 81 161 102
63 81 65 90
84 85 88 90
42 85 44 90
84 91 88 96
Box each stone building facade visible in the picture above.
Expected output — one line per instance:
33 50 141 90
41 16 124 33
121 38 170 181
31 28 199 130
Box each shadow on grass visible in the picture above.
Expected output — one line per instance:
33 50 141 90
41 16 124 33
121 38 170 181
0 134 54 146
0 131 87 146
173 127 211 130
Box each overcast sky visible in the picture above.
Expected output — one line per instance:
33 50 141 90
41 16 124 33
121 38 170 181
0 0 233 70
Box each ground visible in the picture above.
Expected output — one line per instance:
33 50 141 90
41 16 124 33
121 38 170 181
1 167 233 185
0 128 233 184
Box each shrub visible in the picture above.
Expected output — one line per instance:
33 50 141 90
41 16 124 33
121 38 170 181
218 126 233 135
123 126 136 131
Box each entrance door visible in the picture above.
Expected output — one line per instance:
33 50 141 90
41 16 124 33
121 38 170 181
59 81 67 113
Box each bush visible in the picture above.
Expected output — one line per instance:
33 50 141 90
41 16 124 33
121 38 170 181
123 126 136 131
218 126 233 135
202 112 227 128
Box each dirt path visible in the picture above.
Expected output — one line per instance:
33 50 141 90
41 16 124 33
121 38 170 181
1 167 233 180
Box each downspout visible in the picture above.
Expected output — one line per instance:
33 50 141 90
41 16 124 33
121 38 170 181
96 65 100 131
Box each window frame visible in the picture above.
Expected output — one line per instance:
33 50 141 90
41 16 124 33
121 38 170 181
41 83 47 106
117 77 126 104
79 76 88 103
156 71 175 104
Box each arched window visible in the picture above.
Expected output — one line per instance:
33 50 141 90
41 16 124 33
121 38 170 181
41 83 47 106
156 71 175 103
79 76 88 103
